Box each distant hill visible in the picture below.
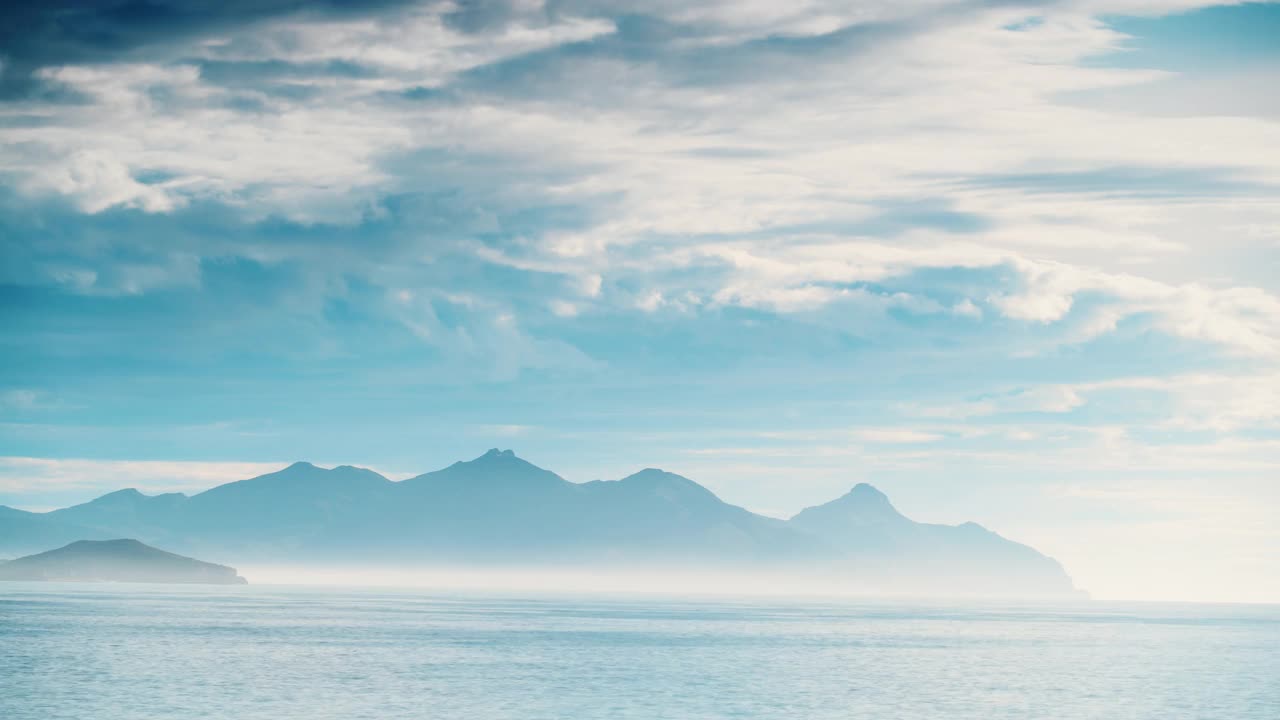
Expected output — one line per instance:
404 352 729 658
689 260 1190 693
0 539 247 584
790 484 1075 595
0 450 1080 596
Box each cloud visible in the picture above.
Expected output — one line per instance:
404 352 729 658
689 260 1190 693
548 299 579 317
0 390 43 411
852 428 943 444
908 371 1280 433
0 1 426 90
910 385 1087 419
1 0 1275 423
950 298 983 319
470 423 535 437
388 289 601 379
0 456 288 496
31 149 179 214
1080 372 1280 432
1 0 1276 383
981 258 1280 356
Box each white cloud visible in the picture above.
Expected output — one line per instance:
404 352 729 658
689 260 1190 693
470 424 536 437
912 371 1280 432
950 298 983 319
635 290 665 312
206 5 615 78
549 299 579 317
980 258 1280 356
4 0 1278 364
32 149 178 214
576 274 604 298
1079 372 1280 431
1 390 42 411
852 428 943 444
910 385 1087 419
0 457 288 497
989 261 1080 323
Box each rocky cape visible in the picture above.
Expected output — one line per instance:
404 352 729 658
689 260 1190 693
0 450 1080 597
0 539 247 584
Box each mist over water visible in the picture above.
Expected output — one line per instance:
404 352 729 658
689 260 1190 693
2 583 1276 720
234 565 1084 601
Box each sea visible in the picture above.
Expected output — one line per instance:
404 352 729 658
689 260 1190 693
1 583 1276 719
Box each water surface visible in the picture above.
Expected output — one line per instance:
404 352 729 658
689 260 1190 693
2 584 1276 719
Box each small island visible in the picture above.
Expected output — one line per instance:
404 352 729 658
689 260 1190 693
0 539 247 585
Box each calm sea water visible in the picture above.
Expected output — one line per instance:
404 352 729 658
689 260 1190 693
1 584 1276 719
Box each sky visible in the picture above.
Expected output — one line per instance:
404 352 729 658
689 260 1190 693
1 0 1278 603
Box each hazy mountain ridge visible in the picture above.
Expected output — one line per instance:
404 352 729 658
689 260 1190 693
791 483 1074 593
0 449 1081 596
0 505 115 551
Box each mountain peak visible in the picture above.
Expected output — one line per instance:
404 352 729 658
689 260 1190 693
458 449 529 468
789 481 906 526
621 468 698 487
96 488 145 500
615 468 723 504
831 483 902 517
286 461 317 470
72 487 148 508
69 537 145 550
848 483 888 502
404 449 568 490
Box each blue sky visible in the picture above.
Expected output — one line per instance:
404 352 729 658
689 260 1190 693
1 0 1278 602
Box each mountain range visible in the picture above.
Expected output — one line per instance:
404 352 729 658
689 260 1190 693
0 449 1081 597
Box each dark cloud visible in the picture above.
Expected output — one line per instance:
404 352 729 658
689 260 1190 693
442 0 536 33
449 13 913 106
0 0 420 98
0 0 956 104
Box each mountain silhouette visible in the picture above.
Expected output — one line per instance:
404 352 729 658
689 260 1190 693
791 483 1075 595
0 450 1080 596
0 539 247 584
0 505 113 552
